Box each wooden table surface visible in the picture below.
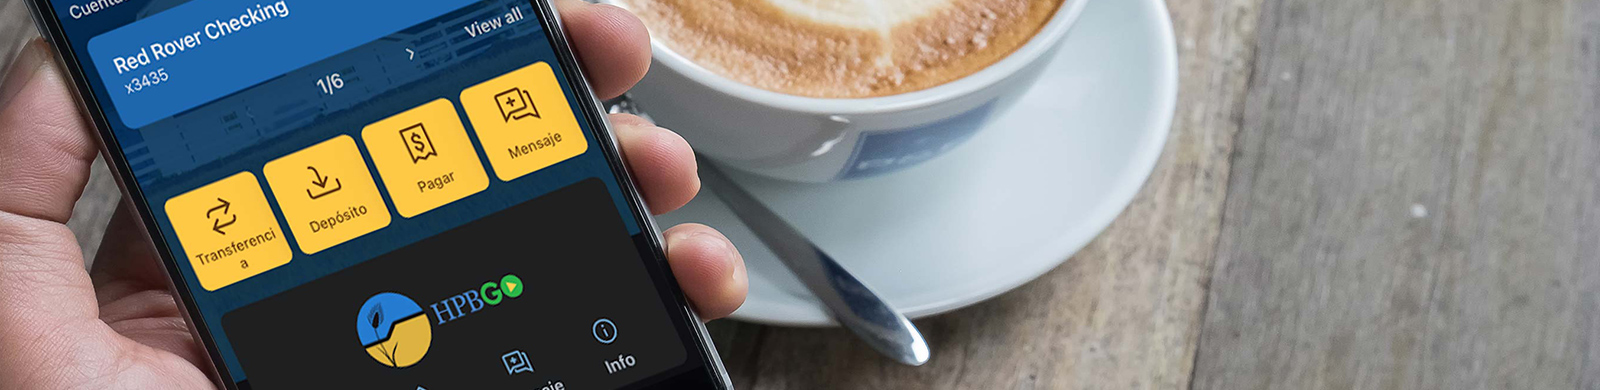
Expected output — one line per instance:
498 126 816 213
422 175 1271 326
4 0 1597 388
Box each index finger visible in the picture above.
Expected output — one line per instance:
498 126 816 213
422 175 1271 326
555 0 651 100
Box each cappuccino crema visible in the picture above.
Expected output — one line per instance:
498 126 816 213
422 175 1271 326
619 0 1065 98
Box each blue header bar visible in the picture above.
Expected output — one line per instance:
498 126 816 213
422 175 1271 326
86 0 479 129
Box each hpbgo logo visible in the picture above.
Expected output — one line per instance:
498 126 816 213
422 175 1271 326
355 274 525 368
356 293 433 368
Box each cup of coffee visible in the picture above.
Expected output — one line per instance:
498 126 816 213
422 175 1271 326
608 0 1088 182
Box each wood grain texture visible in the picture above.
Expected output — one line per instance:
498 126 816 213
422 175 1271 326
1191 0 1600 388
705 0 1262 388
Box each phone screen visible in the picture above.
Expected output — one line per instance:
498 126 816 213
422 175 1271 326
29 0 725 388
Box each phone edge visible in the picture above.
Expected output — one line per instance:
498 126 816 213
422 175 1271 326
528 0 734 388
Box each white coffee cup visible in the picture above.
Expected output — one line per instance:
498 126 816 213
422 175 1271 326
611 0 1090 182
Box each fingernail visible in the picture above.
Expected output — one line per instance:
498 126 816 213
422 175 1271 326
665 229 711 251
688 231 723 252
665 229 689 248
665 229 740 281
688 231 733 256
702 232 741 284
554 0 596 12
594 3 634 16
688 165 703 198
729 246 746 286
0 40 51 109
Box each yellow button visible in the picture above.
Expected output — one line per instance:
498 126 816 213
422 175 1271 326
361 99 489 218
164 172 293 291
264 135 392 254
460 62 588 182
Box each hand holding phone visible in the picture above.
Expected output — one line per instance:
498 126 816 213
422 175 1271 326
0 1 743 388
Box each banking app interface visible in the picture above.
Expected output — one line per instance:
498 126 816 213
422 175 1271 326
43 0 701 388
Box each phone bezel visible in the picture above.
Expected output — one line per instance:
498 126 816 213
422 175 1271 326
20 0 732 388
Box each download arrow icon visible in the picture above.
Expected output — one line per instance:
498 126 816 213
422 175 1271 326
309 166 331 187
306 166 342 199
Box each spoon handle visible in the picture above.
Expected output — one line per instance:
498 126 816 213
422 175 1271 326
696 158 931 366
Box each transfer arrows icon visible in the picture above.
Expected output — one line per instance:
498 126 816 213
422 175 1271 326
206 198 230 218
213 215 236 235
208 198 235 235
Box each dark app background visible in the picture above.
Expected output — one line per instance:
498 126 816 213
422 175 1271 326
225 180 685 388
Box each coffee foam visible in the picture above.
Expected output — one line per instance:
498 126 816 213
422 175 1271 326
761 0 948 30
620 0 1063 98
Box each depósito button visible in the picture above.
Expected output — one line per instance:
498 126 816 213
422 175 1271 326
263 135 392 254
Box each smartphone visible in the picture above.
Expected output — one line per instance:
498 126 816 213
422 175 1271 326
23 0 732 388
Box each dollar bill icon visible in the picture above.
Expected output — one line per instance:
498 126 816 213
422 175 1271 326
399 123 437 163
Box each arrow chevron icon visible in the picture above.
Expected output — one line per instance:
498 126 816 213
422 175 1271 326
206 198 230 218
213 215 236 235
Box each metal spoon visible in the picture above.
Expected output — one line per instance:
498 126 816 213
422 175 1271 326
696 159 931 366
606 97 931 366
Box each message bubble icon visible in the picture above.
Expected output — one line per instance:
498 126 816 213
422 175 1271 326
501 350 534 375
398 124 437 163
494 87 539 122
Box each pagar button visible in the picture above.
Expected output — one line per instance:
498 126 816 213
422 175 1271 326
460 62 588 182
264 135 392 254
361 99 489 218
163 172 292 291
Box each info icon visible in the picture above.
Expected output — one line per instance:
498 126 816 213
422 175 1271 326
593 318 617 344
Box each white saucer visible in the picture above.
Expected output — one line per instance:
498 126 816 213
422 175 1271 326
658 0 1178 326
